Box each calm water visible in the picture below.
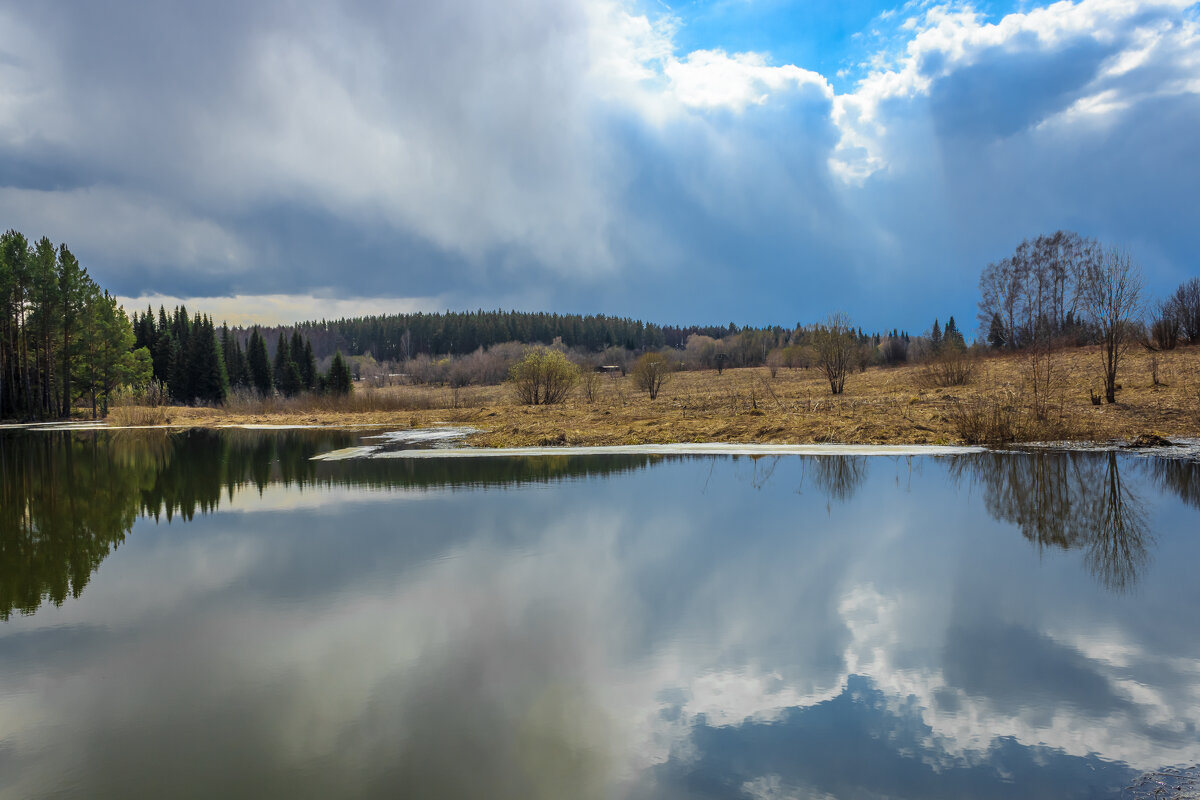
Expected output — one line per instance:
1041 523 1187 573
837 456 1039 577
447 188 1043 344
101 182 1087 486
1 429 1199 799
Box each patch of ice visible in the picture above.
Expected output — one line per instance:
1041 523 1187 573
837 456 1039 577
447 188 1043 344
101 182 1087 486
1005 438 1200 461
309 427 479 461
368 443 984 459
217 424 327 430
362 427 479 445
310 446 383 461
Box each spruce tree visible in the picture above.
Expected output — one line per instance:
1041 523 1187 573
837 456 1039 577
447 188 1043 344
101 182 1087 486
326 351 353 395
187 315 228 403
301 339 317 391
273 333 302 397
153 329 173 388
273 333 290 385
929 319 943 353
247 327 273 397
168 335 188 402
220 324 248 389
988 313 1007 349
943 316 966 350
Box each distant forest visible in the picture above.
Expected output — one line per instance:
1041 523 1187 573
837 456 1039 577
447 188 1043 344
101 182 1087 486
248 311 784 361
8 224 1197 417
225 310 911 366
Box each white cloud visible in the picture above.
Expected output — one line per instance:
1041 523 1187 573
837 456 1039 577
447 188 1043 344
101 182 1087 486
829 0 1200 181
1 0 1198 324
665 49 833 111
115 292 445 326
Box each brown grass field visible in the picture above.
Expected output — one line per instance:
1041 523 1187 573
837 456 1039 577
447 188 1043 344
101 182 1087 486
122 345 1200 447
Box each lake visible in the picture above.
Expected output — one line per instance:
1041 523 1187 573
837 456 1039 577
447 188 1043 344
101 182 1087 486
1 429 1198 799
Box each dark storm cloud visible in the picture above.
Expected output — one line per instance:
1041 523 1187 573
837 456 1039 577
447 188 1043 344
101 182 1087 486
0 0 1196 327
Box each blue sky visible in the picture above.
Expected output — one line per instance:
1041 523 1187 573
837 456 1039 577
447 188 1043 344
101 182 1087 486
0 0 1197 332
661 0 1020 90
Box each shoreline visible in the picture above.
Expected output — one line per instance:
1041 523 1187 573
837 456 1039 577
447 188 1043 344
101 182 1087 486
7 419 1200 462
5 347 1199 450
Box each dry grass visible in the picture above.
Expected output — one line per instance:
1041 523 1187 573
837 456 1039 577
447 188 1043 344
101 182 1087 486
155 345 1200 446
106 405 170 426
916 350 977 388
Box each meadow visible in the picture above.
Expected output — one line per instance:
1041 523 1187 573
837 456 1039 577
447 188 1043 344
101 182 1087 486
114 345 1200 447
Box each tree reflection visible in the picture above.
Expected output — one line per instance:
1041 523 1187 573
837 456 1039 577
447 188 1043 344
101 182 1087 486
0 430 656 619
951 451 1149 592
729 454 871 502
1148 458 1200 510
807 456 869 502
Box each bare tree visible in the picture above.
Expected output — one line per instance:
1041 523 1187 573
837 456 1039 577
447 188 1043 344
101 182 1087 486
978 231 1098 347
814 312 855 395
1079 246 1142 403
632 352 671 399
978 255 1024 349
1171 277 1200 344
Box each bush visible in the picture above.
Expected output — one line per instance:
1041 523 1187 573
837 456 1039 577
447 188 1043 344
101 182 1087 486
765 349 784 378
813 313 855 395
948 392 1022 445
917 350 976 388
632 352 671 399
509 347 579 405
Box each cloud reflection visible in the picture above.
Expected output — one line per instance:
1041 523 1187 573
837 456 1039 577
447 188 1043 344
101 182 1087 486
1 449 1199 798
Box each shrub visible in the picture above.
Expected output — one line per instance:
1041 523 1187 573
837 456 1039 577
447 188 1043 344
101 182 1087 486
765 349 784 378
632 352 671 400
947 392 1022 445
782 344 814 369
813 312 855 395
579 368 602 403
917 350 976 388
509 347 579 405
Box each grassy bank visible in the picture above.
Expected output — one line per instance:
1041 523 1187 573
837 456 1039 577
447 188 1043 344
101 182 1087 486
111 346 1200 447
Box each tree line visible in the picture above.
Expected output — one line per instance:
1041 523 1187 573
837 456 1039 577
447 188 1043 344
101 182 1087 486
1 229 151 419
2 226 362 421
265 311 837 363
976 230 1199 402
132 307 354 403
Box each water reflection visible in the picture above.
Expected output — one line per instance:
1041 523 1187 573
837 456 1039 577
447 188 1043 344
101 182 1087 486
0 430 654 619
1149 458 1200 510
950 452 1150 592
2 433 1200 799
807 455 869 502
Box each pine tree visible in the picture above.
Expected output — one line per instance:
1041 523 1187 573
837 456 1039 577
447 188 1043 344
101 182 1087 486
57 244 91 417
76 292 142 417
929 319 943 353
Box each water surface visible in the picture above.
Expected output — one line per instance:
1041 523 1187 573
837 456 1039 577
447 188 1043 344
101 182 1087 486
1 429 1198 799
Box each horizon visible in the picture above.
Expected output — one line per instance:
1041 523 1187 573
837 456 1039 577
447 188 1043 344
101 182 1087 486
4 0 1199 332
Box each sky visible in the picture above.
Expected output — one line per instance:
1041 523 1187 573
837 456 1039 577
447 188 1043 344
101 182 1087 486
1 0 1198 332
